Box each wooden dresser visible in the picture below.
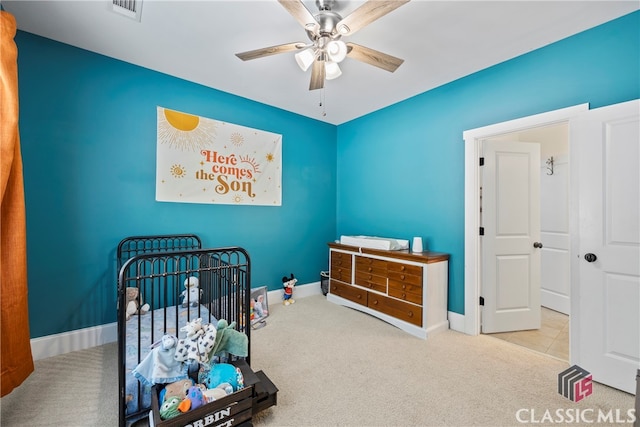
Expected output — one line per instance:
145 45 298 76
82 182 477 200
327 242 449 339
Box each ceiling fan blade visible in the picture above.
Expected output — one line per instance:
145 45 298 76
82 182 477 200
346 43 404 73
236 42 306 61
336 0 410 36
309 59 325 91
278 0 319 33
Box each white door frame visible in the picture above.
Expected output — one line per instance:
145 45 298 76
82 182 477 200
462 103 589 336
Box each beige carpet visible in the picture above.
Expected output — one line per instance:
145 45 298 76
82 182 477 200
0 294 635 426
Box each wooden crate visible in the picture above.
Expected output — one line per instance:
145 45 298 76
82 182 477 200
151 381 253 427
150 359 278 427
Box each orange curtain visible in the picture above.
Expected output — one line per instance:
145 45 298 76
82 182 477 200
0 10 34 396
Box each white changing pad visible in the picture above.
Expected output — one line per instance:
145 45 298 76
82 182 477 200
339 235 409 251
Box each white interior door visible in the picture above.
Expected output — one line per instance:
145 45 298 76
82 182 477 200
571 99 640 394
481 141 541 333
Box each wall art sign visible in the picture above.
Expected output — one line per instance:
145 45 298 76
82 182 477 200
156 107 282 206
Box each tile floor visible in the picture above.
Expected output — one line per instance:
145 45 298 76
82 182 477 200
486 306 570 361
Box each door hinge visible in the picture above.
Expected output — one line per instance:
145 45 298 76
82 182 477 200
479 227 484 236
479 296 485 306
479 157 485 166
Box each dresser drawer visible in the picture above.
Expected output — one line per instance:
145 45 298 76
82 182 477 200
330 280 367 306
355 256 387 276
388 280 422 305
331 251 353 270
368 293 422 327
355 270 387 293
330 251 352 282
330 267 351 282
387 262 422 277
387 269 422 286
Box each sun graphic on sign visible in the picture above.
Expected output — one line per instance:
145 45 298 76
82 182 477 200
232 194 244 204
240 155 260 174
170 164 187 178
266 152 275 162
158 108 218 151
230 132 244 146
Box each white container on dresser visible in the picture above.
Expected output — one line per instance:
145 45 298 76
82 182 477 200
327 242 449 339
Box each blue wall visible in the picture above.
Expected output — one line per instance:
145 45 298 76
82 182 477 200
16 32 337 338
336 11 639 314
15 11 639 338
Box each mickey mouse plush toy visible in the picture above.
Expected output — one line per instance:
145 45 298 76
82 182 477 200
282 273 297 306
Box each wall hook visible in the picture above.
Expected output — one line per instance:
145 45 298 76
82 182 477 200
546 156 554 175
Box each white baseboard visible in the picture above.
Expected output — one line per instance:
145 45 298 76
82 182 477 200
30 322 117 360
448 311 465 333
30 282 324 360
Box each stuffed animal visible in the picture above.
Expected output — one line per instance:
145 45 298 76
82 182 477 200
159 396 182 420
202 382 233 402
202 363 244 392
181 385 206 411
181 276 201 308
282 273 297 306
209 319 249 359
132 334 186 386
174 318 218 364
125 287 150 321
160 378 194 404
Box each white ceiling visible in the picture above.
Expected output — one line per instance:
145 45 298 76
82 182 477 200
3 1 638 125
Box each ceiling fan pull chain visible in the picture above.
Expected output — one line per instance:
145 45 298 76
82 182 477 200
319 88 327 117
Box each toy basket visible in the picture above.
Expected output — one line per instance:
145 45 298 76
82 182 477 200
149 359 277 427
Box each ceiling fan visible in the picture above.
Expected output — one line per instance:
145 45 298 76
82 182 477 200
235 0 410 91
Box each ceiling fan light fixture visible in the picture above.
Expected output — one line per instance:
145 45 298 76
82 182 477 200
326 40 347 63
325 61 342 80
295 48 316 72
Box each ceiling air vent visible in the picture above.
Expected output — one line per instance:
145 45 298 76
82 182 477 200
112 0 143 22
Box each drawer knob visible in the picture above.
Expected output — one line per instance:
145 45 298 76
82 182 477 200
368 267 373 272
402 293 406 298
408 311 413 317
373 300 378 305
357 294 362 299
401 266 406 271
402 284 406 290
400 274 406 280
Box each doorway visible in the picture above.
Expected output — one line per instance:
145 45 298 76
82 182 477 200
462 104 587 338
464 100 639 394
480 123 571 360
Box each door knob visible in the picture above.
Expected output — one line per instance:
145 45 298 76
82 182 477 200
584 253 597 263
533 242 543 249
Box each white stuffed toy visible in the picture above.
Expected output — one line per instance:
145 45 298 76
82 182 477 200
181 276 201 308
173 318 217 364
